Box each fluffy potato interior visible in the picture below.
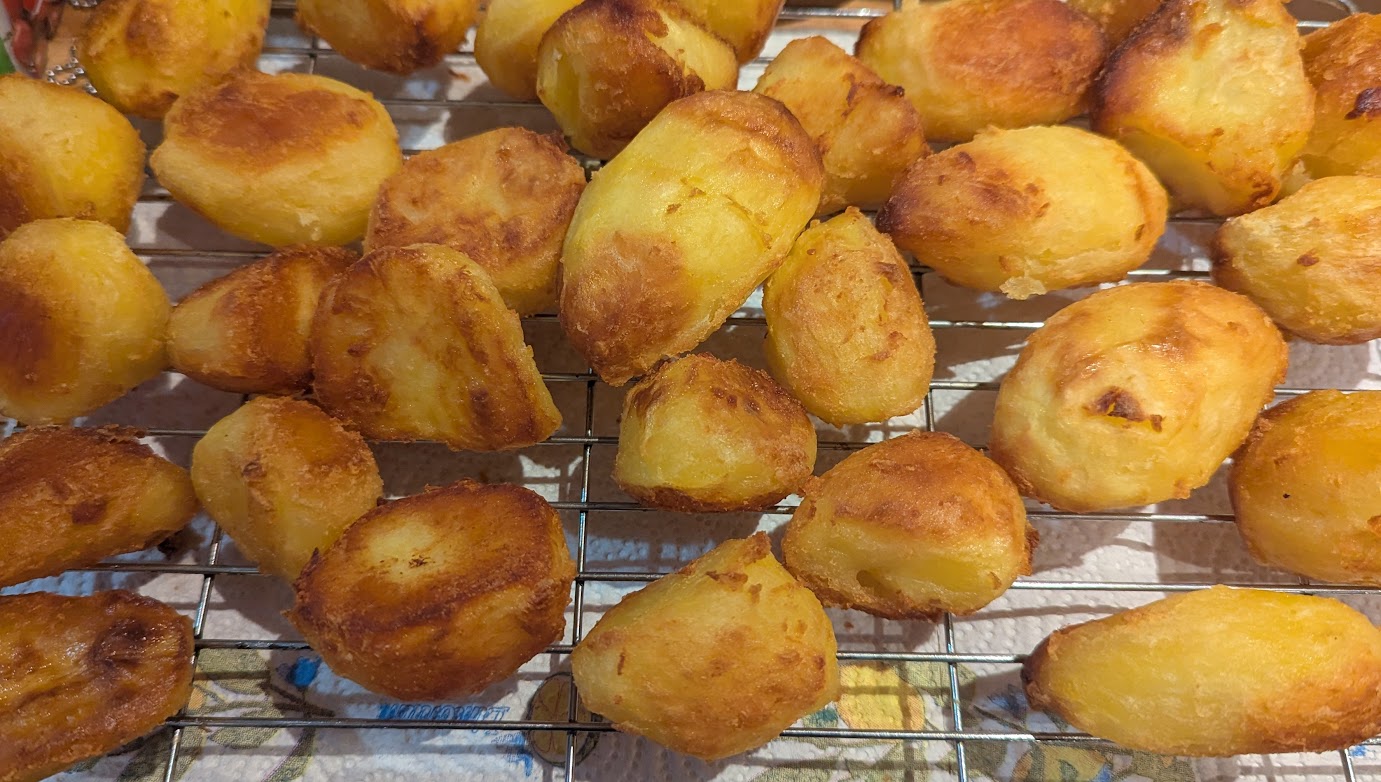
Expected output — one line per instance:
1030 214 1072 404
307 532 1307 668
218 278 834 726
296 0 479 74
475 0 583 99
1301 14 1381 178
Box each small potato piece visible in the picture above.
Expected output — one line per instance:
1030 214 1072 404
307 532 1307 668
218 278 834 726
151 71 402 247
572 533 838 761
1091 0 1314 216
1301 15 1381 179
670 0 783 62
0 590 193 782
1230 391 1381 585
1024 586 1381 755
289 480 574 700
0 219 170 425
365 128 586 314
192 397 383 581
296 0 479 75
754 36 929 215
1212 176 1381 344
475 0 583 100
878 126 1167 300
989 281 1286 513
312 244 560 450
0 426 196 588
535 0 739 159
855 0 1105 143
169 246 356 394
79 0 269 119
0 75 145 238
614 354 816 512
560 90 823 385
1065 0 1161 44
763 209 934 425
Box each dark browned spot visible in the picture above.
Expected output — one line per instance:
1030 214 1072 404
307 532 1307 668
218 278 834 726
91 617 154 669
1297 252 1321 267
1347 88 1381 120
71 498 108 526
409 556 429 568
705 570 748 587
616 651 627 675
1149 414 1164 433
1090 387 1148 422
0 278 54 384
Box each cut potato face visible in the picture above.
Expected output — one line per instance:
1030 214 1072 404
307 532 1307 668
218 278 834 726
670 0 784 62
296 0 479 74
1024 586 1381 755
474 0 583 100
572 533 838 761
1301 14 1381 178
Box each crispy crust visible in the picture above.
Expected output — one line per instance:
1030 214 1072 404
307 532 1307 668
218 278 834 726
295 0 479 75
1300 14 1381 177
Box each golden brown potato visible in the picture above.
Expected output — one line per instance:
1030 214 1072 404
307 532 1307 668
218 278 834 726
0 75 145 238
79 0 269 119
560 90 823 385
1212 176 1381 345
754 36 929 215
0 426 196 588
474 0 582 100
1024 586 1381 755
1230 390 1381 585
784 432 1033 618
0 219 170 425
365 128 586 314
192 397 383 581
1301 14 1381 179
0 590 193 782
168 246 356 394
613 354 816 511
763 209 934 425
670 0 783 62
1065 0 1161 44
312 244 560 450
855 0 1105 143
572 533 838 761
296 0 479 74
151 70 401 247
289 480 574 700
535 0 739 158
879 125 1167 300
1091 0 1315 216
989 281 1287 513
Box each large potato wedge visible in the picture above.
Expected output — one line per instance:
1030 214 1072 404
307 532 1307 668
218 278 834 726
296 0 479 74
475 0 583 99
670 0 783 62
1301 14 1381 178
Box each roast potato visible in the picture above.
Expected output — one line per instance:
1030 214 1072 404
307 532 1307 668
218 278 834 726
192 397 383 581
1301 14 1381 179
365 127 586 314
753 36 929 215
878 125 1167 299
0 426 197 588
168 245 356 394
613 354 816 512
989 281 1287 513
855 0 1105 143
670 0 783 62
0 219 170 425
151 70 402 247
1024 586 1381 755
1066 0 1161 44
535 0 739 159
311 244 560 450
1091 0 1315 216
79 0 269 119
474 0 581 100
1230 390 1381 585
560 90 823 385
572 533 838 761
0 75 145 238
763 209 935 425
1212 175 1381 344
0 590 193 782
296 0 479 75
288 480 575 700
784 432 1033 618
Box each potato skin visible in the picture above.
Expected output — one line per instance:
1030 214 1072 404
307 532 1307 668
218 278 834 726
754 36 929 215
79 0 269 119
670 0 783 62
855 0 1105 143
474 0 582 100
784 432 1033 619
151 71 402 247
0 219 170 425
192 397 383 581
535 0 739 159
1211 176 1381 345
0 426 197 589
878 126 1167 300
288 480 575 700
296 0 479 74
763 209 934 425
1065 0 1162 44
312 244 560 450
1091 0 1315 216
560 90 823 385
572 533 838 761
0 590 193 782
614 354 816 512
1023 586 1381 755
989 281 1287 513
365 128 586 314
0 76 145 238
